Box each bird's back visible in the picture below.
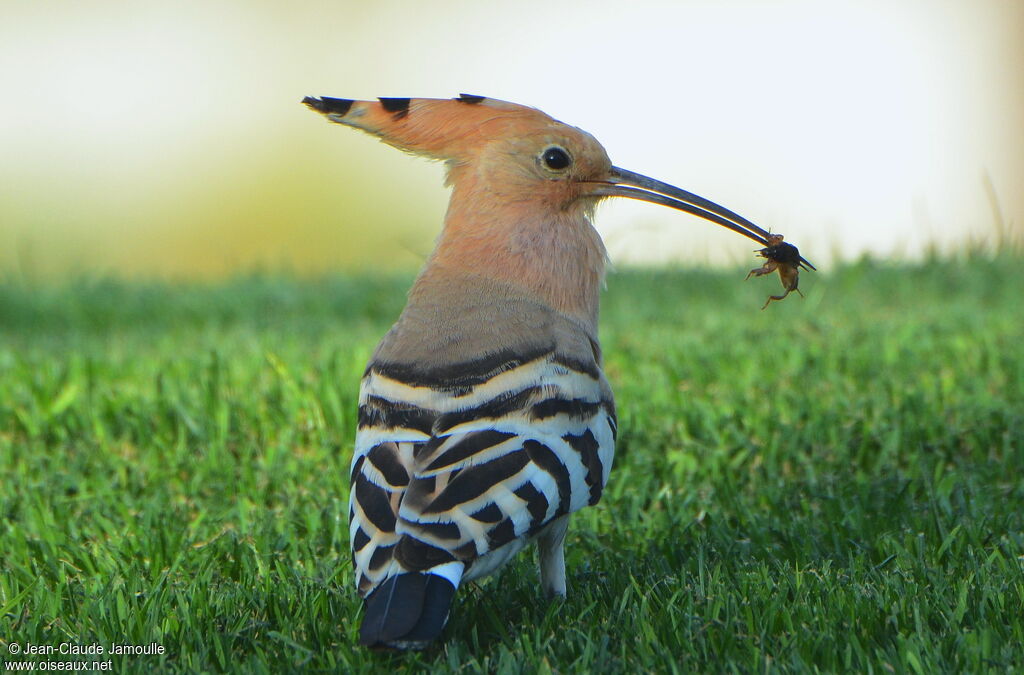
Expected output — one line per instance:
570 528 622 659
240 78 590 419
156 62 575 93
350 269 616 648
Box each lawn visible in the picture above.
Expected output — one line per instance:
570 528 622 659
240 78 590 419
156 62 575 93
1 253 1022 673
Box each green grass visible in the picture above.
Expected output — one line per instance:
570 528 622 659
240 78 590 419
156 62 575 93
1 254 1022 673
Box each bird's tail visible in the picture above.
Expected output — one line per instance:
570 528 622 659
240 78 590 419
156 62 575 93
358 561 464 650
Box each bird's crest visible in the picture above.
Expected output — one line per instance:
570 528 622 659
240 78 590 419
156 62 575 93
302 94 550 160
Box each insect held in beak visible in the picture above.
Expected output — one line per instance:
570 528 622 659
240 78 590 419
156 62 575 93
746 233 815 309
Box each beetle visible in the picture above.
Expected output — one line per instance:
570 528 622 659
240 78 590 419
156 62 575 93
746 233 815 309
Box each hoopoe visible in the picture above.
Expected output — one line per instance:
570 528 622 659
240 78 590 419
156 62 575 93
302 94 813 650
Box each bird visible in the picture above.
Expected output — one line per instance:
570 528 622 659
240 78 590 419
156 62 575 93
302 93 811 650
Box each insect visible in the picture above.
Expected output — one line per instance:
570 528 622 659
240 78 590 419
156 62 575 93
302 94 815 649
746 233 816 309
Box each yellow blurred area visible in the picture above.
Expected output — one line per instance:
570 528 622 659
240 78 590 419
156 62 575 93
3 127 446 278
2 0 1022 280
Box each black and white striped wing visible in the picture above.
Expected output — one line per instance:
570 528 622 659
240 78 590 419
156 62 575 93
349 352 616 595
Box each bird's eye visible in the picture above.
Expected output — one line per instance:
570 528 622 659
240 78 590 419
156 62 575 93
540 146 572 171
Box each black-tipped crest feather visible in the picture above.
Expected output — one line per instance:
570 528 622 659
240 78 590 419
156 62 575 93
302 96 354 116
379 97 411 118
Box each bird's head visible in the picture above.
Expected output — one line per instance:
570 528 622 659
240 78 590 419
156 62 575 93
303 94 814 270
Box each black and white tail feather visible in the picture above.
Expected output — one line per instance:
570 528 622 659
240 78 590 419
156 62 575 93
351 349 616 649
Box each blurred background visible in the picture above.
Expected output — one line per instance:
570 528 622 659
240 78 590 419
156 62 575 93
2 0 1022 281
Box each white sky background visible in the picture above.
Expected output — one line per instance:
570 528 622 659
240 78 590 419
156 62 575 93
1 0 1022 278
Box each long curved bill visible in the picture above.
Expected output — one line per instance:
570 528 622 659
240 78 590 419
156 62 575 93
590 166 816 271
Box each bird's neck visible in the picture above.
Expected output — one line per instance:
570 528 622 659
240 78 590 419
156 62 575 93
414 184 607 333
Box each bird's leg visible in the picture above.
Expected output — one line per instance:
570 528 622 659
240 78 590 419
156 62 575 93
536 515 570 598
